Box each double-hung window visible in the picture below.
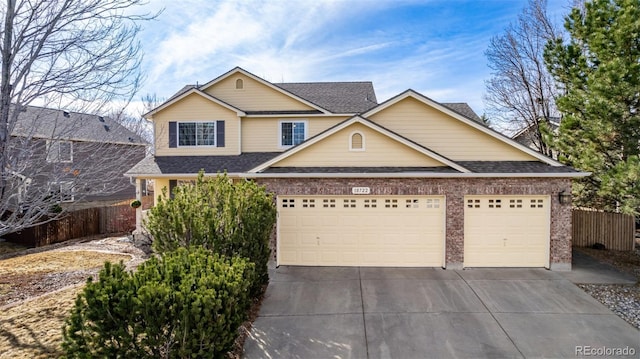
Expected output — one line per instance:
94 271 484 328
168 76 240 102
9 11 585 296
178 122 216 147
46 140 73 163
280 121 306 147
49 181 74 202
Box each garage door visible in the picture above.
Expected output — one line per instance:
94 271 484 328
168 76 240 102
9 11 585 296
464 196 550 268
278 196 445 267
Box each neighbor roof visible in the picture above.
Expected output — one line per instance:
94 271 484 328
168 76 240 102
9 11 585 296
11 105 146 145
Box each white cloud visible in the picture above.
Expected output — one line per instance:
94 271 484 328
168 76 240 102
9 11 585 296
135 0 569 117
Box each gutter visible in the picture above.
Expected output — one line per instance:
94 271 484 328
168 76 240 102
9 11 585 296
125 171 591 179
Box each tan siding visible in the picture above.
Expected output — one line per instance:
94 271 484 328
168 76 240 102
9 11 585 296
369 97 537 161
203 73 316 111
153 93 240 156
154 178 170 204
241 116 348 152
274 123 446 167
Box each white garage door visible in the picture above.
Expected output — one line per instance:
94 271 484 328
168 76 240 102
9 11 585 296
278 196 445 267
464 196 550 268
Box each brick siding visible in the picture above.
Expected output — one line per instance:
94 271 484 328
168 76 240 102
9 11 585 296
257 177 573 268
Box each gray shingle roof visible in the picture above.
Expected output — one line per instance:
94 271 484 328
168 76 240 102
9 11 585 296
125 153 281 176
441 103 482 123
276 82 378 113
127 157 578 176
458 161 579 173
11 105 146 145
263 166 459 174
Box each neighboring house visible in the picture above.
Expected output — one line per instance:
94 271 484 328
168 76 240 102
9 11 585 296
512 117 560 159
126 67 588 270
7 105 147 208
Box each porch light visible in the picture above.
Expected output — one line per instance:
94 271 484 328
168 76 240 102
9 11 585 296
558 190 572 205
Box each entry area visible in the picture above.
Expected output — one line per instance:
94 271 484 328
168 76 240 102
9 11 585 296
277 196 445 267
464 195 550 268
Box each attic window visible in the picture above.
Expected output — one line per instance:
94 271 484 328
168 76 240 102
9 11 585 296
350 132 364 151
235 78 243 89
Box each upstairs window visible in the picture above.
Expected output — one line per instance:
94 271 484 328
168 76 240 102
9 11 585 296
280 121 306 147
46 140 73 163
178 122 216 147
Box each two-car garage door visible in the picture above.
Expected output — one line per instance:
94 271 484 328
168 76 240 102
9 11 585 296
278 196 445 267
277 195 550 268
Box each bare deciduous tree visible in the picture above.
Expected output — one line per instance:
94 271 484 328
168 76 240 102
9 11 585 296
484 0 561 157
0 0 155 236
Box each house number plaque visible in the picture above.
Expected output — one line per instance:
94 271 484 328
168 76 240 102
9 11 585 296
351 187 370 195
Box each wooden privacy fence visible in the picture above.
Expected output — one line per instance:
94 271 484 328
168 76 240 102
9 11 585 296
572 209 636 251
4 203 136 247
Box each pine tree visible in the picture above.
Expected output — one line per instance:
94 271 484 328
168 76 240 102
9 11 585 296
544 0 640 214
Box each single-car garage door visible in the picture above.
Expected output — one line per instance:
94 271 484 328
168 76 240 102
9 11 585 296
278 196 445 267
464 195 550 268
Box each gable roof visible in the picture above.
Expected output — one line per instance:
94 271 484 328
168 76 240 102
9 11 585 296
249 115 470 173
364 90 564 167
144 88 246 118
275 82 378 113
199 67 332 114
11 105 147 145
160 67 381 116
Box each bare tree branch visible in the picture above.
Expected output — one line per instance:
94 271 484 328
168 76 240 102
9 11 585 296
484 0 562 158
0 0 157 236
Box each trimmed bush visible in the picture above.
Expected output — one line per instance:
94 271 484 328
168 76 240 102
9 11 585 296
62 247 255 358
144 172 276 293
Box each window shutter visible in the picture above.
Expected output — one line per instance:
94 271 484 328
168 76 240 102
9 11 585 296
216 120 225 147
169 122 177 148
169 180 177 199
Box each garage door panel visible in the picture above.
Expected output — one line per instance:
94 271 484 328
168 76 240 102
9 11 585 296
464 196 549 268
278 196 445 267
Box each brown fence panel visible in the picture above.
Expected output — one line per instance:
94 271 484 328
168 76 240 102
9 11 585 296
99 204 136 234
4 202 136 247
572 209 635 250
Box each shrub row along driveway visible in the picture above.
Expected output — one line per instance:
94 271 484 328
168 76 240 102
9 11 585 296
244 266 639 358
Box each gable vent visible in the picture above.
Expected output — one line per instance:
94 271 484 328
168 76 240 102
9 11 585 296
63 111 70 118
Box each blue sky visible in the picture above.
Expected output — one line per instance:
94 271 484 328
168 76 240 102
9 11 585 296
135 0 572 117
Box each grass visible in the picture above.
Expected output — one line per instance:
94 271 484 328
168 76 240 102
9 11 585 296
0 242 28 257
0 287 80 359
0 249 134 358
0 250 131 275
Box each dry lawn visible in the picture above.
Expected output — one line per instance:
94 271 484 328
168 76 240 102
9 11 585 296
0 246 135 358
0 287 80 359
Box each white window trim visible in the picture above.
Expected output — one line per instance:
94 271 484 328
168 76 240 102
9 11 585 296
349 131 365 152
46 140 73 163
49 181 75 202
235 78 244 90
278 120 308 148
176 121 217 148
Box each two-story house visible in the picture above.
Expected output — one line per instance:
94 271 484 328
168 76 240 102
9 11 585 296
126 67 588 270
8 105 147 209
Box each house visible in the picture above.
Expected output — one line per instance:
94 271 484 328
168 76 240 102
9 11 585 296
126 67 588 270
7 105 147 208
512 117 560 159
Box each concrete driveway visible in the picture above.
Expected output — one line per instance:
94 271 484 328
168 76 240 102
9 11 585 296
243 264 639 359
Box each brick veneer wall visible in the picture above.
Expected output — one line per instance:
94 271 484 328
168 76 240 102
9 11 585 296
257 177 573 269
